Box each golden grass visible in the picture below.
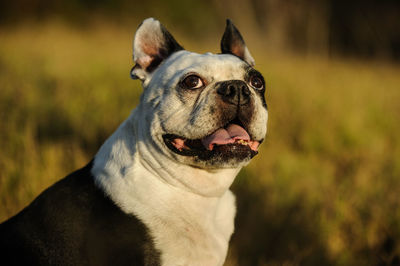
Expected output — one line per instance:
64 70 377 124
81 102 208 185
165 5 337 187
1 21 400 265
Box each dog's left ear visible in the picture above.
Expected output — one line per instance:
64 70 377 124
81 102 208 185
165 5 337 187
221 19 255 66
131 18 183 81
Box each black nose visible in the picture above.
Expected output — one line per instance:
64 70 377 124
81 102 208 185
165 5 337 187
217 80 250 106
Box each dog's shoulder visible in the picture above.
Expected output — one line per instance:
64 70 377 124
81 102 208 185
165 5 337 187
0 161 161 266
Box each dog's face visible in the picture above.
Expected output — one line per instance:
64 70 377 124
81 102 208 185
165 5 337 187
131 18 268 169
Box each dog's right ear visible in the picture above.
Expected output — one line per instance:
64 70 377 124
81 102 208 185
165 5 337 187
131 18 183 81
221 19 255 66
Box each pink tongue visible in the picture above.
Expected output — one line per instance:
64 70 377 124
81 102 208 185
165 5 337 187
201 124 250 150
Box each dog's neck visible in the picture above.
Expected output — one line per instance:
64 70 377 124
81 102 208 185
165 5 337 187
91 109 239 265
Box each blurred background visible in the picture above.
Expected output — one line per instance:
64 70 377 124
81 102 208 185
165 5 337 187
0 0 400 265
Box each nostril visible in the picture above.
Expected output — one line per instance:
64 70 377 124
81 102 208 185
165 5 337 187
217 86 227 96
227 85 235 96
242 85 250 96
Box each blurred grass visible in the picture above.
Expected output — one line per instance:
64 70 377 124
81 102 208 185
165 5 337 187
1 21 400 265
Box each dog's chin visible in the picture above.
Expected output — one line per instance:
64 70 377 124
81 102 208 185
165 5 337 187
162 134 259 169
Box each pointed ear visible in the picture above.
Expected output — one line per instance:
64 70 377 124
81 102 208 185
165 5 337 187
131 18 183 81
220 19 255 66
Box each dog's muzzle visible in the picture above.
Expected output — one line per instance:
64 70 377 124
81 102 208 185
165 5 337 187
162 79 263 163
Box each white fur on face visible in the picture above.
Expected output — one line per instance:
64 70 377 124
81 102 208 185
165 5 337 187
137 50 268 168
149 52 249 137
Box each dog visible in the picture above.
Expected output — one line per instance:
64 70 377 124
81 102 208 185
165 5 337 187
0 18 268 266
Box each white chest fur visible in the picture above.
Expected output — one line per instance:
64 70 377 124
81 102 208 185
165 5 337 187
131 173 236 266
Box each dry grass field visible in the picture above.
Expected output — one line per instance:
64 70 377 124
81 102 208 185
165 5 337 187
1 21 400 265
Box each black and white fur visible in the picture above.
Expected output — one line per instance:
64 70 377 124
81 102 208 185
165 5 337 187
0 18 268 266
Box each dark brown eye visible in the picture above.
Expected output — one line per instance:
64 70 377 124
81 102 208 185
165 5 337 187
250 75 264 90
181 75 204 89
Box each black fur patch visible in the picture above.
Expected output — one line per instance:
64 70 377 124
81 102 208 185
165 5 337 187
0 161 161 266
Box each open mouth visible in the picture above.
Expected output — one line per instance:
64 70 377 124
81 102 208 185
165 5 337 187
163 120 260 160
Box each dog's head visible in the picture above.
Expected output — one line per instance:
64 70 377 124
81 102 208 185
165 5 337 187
131 18 268 169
